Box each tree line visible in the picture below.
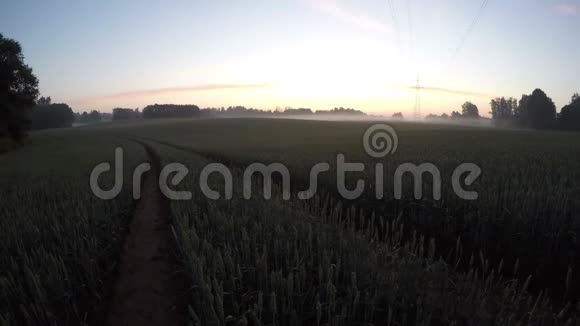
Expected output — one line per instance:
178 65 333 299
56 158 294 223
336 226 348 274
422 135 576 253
424 88 580 131
425 101 482 121
30 96 74 130
201 106 366 117
142 104 200 119
112 108 141 121
1 33 39 141
2 32 580 143
111 105 201 120
74 110 111 124
110 105 367 121
490 89 580 130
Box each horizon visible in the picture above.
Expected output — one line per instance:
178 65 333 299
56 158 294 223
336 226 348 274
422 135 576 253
1 0 579 116
3 3 580 324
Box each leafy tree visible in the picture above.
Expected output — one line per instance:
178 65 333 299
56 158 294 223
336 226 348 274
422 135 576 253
195 105 367 117
514 94 529 122
77 110 102 124
0 33 39 141
100 112 113 121
88 110 101 122
461 102 479 118
112 108 139 120
315 107 365 115
392 112 404 119
451 111 462 119
490 97 517 125
515 89 556 129
558 93 580 131
142 104 200 119
30 103 74 130
283 108 313 115
37 96 51 105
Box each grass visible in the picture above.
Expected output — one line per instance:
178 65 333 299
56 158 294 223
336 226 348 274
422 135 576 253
1 118 579 324
119 118 580 302
146 139 575 325
0 128 146 325
0 138 21 155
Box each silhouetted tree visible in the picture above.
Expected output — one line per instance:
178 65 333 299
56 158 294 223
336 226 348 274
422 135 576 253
514 94 529 123
0 34 39 141
142 104 200 119
451 111 462 119
30 103 74 129
461 102 479 118
112 108 140 120
315 107 365 115
88 110 101 122
490 97 517 126
515 89 556 129
37 96 51 106
558 93 580 131
424 113 450 121
200 105 366 117
77 110 101 124
392 112 404 119
283 108 313 115
100 112 113 121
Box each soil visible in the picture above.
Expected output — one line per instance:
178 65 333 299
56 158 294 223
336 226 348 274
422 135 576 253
108 165 185 326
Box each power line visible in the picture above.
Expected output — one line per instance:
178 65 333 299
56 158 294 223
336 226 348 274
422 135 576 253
406 0 414 63
388 0 402 50
431 0 490 87
452 0 490 62
387 0 421 118
405 0 420 119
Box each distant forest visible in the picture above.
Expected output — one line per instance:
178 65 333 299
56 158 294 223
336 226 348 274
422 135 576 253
3 32 580 145
110 105 366 121
8 92 580 142
7 91 580 141
29 97 75 130
10 90 580 143
424 89 580 131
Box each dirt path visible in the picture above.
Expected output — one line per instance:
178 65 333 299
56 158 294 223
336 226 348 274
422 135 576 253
108 154 185 326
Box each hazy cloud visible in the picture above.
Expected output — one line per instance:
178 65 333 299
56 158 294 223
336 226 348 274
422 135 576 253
305 0 392 34
71 84 271 104
407 85 493 98
554 3 577 15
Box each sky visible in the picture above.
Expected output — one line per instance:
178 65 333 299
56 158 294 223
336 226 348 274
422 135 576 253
1 0 579 116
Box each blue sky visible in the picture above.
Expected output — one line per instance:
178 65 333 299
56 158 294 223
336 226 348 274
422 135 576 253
1 0 579 116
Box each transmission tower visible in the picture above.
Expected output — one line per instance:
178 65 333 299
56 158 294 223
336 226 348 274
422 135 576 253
414 75 421 120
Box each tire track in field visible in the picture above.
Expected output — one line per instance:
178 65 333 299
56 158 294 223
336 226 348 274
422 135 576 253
108 143 186 326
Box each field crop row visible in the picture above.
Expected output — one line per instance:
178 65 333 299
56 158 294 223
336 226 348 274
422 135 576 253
147 139 578 325
121 118 580 302
0 129 146 325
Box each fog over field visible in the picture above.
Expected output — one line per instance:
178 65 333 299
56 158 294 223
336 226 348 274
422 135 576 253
1 0 580 325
